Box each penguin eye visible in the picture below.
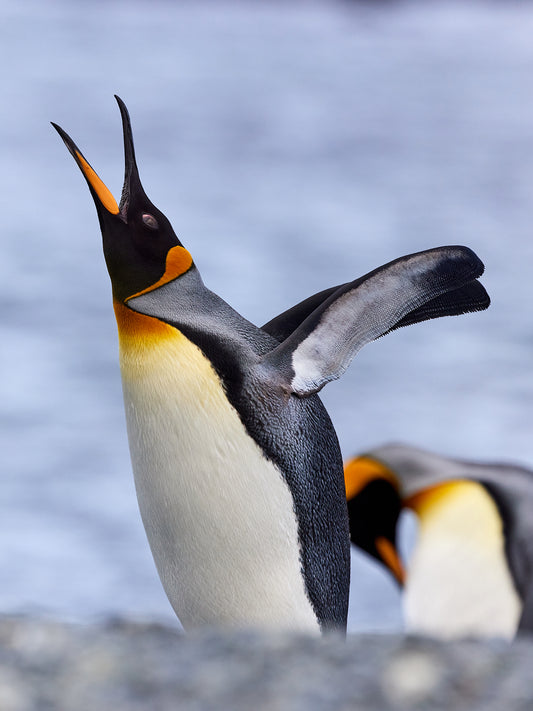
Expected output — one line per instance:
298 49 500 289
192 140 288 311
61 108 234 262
142 213 159 230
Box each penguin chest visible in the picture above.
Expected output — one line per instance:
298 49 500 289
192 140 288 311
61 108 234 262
116 312 319 632
404 481 521 640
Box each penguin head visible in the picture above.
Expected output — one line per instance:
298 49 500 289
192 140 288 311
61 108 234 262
344 456 406 586
52 96 193 304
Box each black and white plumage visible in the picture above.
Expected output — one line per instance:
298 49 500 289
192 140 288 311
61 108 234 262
345 443 533 639
53 97 489 633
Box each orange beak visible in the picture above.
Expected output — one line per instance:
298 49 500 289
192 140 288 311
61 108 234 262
375 536 406 587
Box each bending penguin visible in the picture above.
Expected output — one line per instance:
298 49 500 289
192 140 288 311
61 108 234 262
345 443 533 639
53 97 489 633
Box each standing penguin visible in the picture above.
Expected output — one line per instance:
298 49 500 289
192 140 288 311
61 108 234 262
345 443 533 639
53 97 489 633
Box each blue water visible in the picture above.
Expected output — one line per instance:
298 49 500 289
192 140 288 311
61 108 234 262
2 0 533 632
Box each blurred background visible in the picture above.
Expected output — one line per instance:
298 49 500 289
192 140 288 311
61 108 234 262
1 0 533 632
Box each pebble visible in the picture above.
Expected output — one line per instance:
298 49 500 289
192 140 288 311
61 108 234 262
0 616 532 710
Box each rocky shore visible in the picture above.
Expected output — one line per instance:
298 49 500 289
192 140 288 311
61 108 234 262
1 616 532 710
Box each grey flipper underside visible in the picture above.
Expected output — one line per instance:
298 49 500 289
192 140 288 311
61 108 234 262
263 262 489 343
262 285 342 343
257 246 487 397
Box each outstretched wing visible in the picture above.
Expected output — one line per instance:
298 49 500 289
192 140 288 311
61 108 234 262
257 246 488 396
262 285 341 343
262 264 488 343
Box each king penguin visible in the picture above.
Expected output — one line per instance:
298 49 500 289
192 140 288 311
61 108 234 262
52 97 489 633
345 443 533 639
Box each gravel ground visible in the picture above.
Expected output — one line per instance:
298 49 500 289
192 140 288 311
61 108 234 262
0 616 532 710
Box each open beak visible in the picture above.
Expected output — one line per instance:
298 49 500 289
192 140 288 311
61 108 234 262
51 95 146 221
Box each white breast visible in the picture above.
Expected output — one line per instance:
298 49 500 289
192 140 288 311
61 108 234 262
404 482 521 640
118 326 319 632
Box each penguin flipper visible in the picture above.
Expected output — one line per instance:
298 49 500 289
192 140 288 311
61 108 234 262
385 279 490 334
262 285 341 342
262 276 489 344
258 246 487 396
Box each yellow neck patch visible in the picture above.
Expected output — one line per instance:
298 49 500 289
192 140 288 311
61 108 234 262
126 245 193 301
405 479 508 566
113 301 176 345
405 480 474 518
344 456 399 501
114 246 192 351
75 150 120 215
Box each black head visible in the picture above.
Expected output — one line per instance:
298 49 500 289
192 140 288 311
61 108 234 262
344 456 405 586
52 96 193 303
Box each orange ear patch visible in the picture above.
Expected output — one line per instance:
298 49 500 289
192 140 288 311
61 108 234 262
344 456 399 501
126 245 193 301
